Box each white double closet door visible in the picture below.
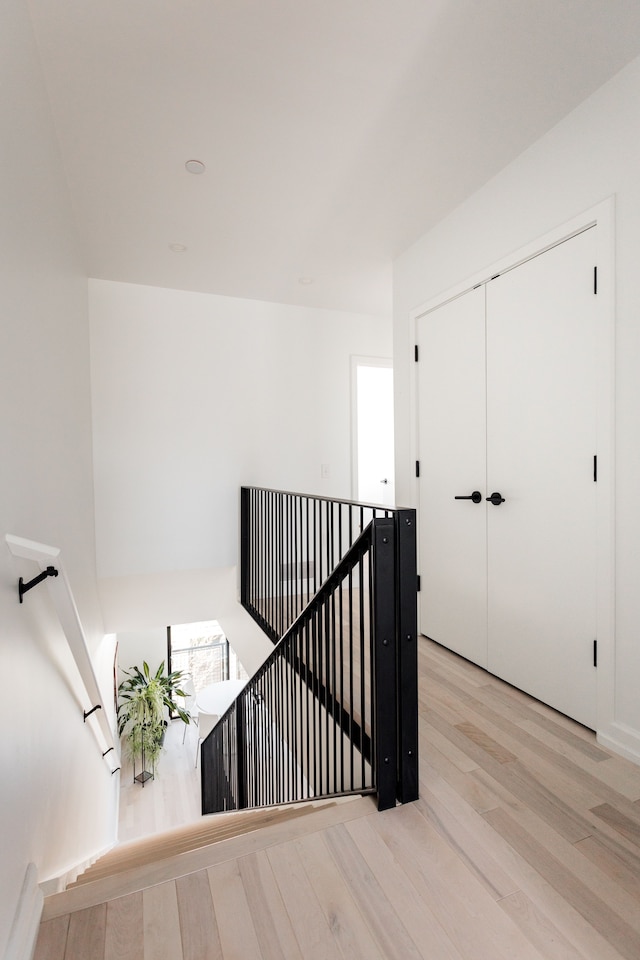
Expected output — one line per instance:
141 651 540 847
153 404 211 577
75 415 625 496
417 227 598 728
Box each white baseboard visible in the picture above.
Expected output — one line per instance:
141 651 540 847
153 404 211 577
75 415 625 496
4 864 43 960
597 722 640 766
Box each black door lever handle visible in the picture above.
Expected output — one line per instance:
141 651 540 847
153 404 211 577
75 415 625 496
454 491 482 504
486 492 505 505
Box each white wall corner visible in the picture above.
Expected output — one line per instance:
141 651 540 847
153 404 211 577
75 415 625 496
3 864 43 960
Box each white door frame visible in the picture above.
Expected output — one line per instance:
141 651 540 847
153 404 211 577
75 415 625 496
350 355 394 504
407 198 617 750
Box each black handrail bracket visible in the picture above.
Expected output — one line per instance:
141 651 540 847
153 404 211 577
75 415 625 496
18 565 58 603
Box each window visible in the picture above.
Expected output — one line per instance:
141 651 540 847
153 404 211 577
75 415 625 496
167 619 248 692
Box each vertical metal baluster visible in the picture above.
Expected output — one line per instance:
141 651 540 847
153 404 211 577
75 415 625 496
348 565 354 791
255 676 260 807
323 599 329 795
270 661 276 804
280 652 286 803
318 500 323 591
331 583 337 795
284 638 290 802
359 553 366 789
292 630 298 799
297 496 303 619
274 656 280 803
305 497 309 607
338 572 345 793
260 489 264 627
329 500 333 582
274 492 278 637
267 491 271 633
287 494 292 631
268 668 272 807
304 620 310 798
312 608 318 797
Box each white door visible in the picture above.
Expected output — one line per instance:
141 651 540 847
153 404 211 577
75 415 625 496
486 230 597 728
353 359 395 506
417 287 488 666
417 228 598 727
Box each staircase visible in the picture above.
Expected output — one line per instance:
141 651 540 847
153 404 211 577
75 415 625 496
41 795 374 922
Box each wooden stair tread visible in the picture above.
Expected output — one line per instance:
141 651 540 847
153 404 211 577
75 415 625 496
42 794 376 921
68 802 328 887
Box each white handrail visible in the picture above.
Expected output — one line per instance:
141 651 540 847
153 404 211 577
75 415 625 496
5 534 120 772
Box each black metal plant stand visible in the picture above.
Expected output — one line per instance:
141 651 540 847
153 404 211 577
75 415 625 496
133 745 154 786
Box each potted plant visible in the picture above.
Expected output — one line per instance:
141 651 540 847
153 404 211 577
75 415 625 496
117 661 190 784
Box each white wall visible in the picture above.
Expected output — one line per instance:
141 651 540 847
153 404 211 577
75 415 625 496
393 53 640 759
91 281 390 680
89 279 392 581
0 0 118 950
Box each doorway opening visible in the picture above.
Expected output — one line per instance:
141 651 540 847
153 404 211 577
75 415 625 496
351 356 395 506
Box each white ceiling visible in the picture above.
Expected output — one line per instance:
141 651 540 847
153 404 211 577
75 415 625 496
26 0 640 316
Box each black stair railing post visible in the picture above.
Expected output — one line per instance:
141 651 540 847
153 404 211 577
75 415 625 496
240 486 250 609
395 509 419 804
372 518 398 811
235 698 247 809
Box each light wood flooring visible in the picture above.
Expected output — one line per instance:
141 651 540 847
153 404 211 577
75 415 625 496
36 637 640 960
117 714 203 844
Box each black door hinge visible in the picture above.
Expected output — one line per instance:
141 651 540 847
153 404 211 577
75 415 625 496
593 639 598 668
414 345 419 362
594 266 598 295
417 575 421 592
594 455 598 482
415 460 420 478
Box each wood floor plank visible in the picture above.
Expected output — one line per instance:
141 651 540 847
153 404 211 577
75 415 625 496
516 719 640 800
476 702 638 808
294 830 387 960
450 693 609 814
498 890 590 960
33 915 69 960
142 882 184 960
493 798 640 932
418 714 480 773
207 859 263 960
590 802 640 847
413 789 519 900
65 904 106 960
104 892 143 960
265 839 343 960
369 803 546 960
322 821 426 960
237 851 303 960
431 653 610 765
343 816 466 960
574 834 640 900
425 706 594 843
454 720 518 764
175 870 222 960
418 731 501 813
484 805 640 960
423 640 490 688
416 758 630 959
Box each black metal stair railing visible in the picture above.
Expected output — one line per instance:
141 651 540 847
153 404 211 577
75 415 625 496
240 487 396 643
200 487 419 814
